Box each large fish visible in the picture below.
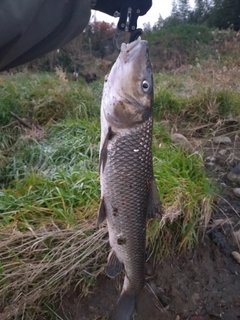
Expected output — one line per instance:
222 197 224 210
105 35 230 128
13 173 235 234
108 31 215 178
98 36 161 320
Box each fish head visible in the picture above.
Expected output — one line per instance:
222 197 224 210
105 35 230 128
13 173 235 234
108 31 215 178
102 37 153 129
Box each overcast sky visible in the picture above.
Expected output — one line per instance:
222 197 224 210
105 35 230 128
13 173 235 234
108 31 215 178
93 0 195 28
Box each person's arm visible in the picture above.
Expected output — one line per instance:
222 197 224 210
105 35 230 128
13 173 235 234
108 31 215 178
0 0 91 71
0 0 152 71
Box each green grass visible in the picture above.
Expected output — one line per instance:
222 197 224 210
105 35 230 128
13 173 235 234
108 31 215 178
0 119 100 228
0 72 100 126
149 131 213 255
0 69 230 319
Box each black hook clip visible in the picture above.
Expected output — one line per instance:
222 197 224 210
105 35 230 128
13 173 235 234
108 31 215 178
113 0 151 51
114 26 143 52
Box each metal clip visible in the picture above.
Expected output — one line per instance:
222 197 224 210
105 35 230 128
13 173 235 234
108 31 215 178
113 28 122 52
125 7 132 32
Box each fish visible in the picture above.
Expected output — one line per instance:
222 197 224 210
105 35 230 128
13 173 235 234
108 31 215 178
98 36 161 320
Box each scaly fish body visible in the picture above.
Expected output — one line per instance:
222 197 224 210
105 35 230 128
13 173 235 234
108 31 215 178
98 37 161 320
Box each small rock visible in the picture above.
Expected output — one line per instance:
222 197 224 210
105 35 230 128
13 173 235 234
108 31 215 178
232 163 240 174
228 163 240 184
233 188 240 197
196 62 201 69
213 136 232 145
171 133 195 153
205 156 216 166
218 149 227 156
234 230 240 243
223 66 228 73
228 172 240 184
192 292 200 302
232 251 240 264
220 182 227 188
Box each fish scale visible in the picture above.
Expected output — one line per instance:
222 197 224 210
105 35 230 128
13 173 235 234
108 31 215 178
102 118 153 295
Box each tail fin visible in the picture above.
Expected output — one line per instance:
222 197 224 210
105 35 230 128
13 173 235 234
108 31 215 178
135 284 166 320
110 291 136 320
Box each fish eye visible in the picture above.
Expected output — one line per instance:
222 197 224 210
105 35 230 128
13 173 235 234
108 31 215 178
142 80 150 92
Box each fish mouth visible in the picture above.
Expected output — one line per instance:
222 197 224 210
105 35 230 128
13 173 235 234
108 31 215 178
121 36 142 52
120 37 150 67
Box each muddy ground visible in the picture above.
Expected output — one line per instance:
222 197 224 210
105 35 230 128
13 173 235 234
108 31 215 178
57 132 240 320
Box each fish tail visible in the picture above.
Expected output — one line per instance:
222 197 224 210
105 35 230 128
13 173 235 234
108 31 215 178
110 291 136 320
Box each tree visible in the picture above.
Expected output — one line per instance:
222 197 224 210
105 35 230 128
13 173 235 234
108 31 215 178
171 0 179 18
153 15 164 30
178 0 191 21
188 0 211 24
143 22 152 33
208 0 240 30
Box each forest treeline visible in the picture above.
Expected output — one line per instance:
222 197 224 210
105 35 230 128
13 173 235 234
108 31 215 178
167 0 240 30
11 0 240 75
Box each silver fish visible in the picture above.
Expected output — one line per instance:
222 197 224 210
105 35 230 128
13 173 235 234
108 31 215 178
98 36 161 320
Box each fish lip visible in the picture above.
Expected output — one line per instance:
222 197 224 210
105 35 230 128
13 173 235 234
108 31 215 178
120 37 149 64
120 36 141 52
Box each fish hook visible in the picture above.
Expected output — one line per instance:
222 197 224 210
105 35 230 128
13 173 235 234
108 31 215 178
113 28 122 52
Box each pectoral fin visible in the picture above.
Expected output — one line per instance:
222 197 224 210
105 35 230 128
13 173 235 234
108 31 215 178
147 178 161 220
99 126 115 173
105 250 123 278
97 197 107 226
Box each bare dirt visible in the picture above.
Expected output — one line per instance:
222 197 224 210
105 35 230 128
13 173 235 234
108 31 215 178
57 132 240 320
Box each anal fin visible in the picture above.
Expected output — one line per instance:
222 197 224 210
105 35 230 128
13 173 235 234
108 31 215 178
97 197 107 226
147 178 161 220
105 250 123 278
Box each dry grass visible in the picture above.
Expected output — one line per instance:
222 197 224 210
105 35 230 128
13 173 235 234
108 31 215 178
0 221 108 320
154 60 240 143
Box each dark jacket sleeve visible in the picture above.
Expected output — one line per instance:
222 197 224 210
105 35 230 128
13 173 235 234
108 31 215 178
0 0 91 71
